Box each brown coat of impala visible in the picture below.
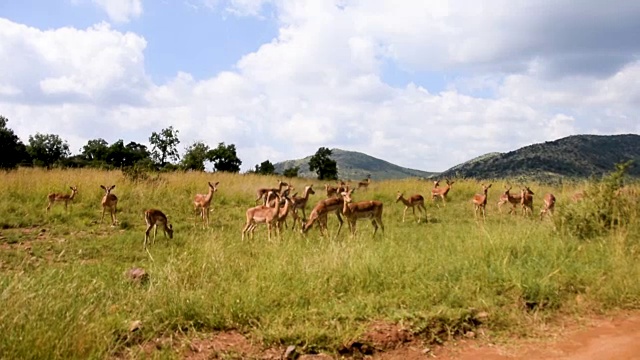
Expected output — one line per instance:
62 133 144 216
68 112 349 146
339 189 384 236
395 192 426 223
46 186 78 212
144 209 174 249
472 183 492 220
194 181 219 228
301 196 344 236
100 185 118 225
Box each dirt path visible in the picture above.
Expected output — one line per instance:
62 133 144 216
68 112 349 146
431 312 640 360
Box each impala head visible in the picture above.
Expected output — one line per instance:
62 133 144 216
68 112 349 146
277 180 288 188
523 186 534 196
167 224 174 239
70 186 78 194
446 179 454 187
100 185 115 194
482 183 492 193
395 191 404 202
208 181 219 192
340 189 354 203
503 185 512 194
433 180 440 188
305 185 316 195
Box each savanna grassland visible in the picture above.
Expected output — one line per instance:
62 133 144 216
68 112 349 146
1 168 639 359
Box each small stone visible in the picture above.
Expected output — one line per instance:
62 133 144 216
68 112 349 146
129 320 142 332
464 331 476 339
422 348 431 354
125 267 149 284
283 345 297 359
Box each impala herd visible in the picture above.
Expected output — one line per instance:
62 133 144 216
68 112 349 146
44 177 567 249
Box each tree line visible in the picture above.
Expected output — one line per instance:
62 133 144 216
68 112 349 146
0 115 339 180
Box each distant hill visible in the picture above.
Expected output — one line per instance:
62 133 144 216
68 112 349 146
438 134 640 181
273 148 437 181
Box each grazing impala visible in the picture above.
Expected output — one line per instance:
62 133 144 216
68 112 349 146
194 181 219 228
46 186 78 212
301 196 344 236
497 185 522 214
339 189 384 236
520 187 535 216
144 209 174 249
255 180 288 205
100 185 118 225
431 179 454 206
472 183 492 219
395 192 427 223
289 185 316 230
242 191 283 242
540 193 556 220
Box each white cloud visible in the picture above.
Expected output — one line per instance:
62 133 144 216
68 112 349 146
92 0 143 23
2 0 640 173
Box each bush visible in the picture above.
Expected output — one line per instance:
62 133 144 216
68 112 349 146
555 161 638 239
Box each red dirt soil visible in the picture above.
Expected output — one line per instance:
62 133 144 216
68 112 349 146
434 311 640 360
179 311 640 359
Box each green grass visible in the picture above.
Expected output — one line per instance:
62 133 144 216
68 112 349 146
1 168 639 359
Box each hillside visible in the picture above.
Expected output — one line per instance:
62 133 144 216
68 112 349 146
273 148 437 180
438 134 640 181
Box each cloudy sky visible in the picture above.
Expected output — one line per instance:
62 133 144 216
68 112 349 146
1 1 639 172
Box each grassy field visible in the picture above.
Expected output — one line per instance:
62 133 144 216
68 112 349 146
1 168 639 359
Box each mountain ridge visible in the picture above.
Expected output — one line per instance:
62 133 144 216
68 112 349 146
273 148 437 181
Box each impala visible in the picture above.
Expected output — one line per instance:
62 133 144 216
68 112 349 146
301 196 344 236
265 184 294 207
431 179 454 206
339 189 384 236
540 193 556 220
357 178 371 190
100 185 118 225
242 191 283 242
472 183 492 219
193 181 219 228
520 187 535 216
289 185 316 230
571 190 585 202
497 185 522 214
144 209 174 249
46 186 78 212
325 181 346 198
395 192 426 223
255 180 288 205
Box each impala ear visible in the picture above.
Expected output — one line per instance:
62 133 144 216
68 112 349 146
111 185 116 190
100 185 106 190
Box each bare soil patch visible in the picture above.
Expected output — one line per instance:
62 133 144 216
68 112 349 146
167 311 640 359
434 311 640 360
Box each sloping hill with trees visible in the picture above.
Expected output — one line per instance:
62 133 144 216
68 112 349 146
437 134 640 181
274 148 437 180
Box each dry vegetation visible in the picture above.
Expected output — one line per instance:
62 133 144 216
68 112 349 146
0 167 639 359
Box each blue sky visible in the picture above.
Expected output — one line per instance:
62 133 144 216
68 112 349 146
1 0 639 172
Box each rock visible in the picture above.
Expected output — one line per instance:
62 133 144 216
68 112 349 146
422 348 431 354
464 331 476 339
283 345 298 359
129 320 142 332
125 267 149 284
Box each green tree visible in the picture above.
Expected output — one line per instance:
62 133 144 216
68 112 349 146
209 142 242 173
27 133 70 168
309 147 338 180
149 126 180 167
81 138 110 163
0 115 29 170
182 141 210 171
254 160 276 175
283 166 300 178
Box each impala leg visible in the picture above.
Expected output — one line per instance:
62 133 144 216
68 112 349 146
402 207 408 223
335 211 343 236
371 219 378 236
101 207 106 224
